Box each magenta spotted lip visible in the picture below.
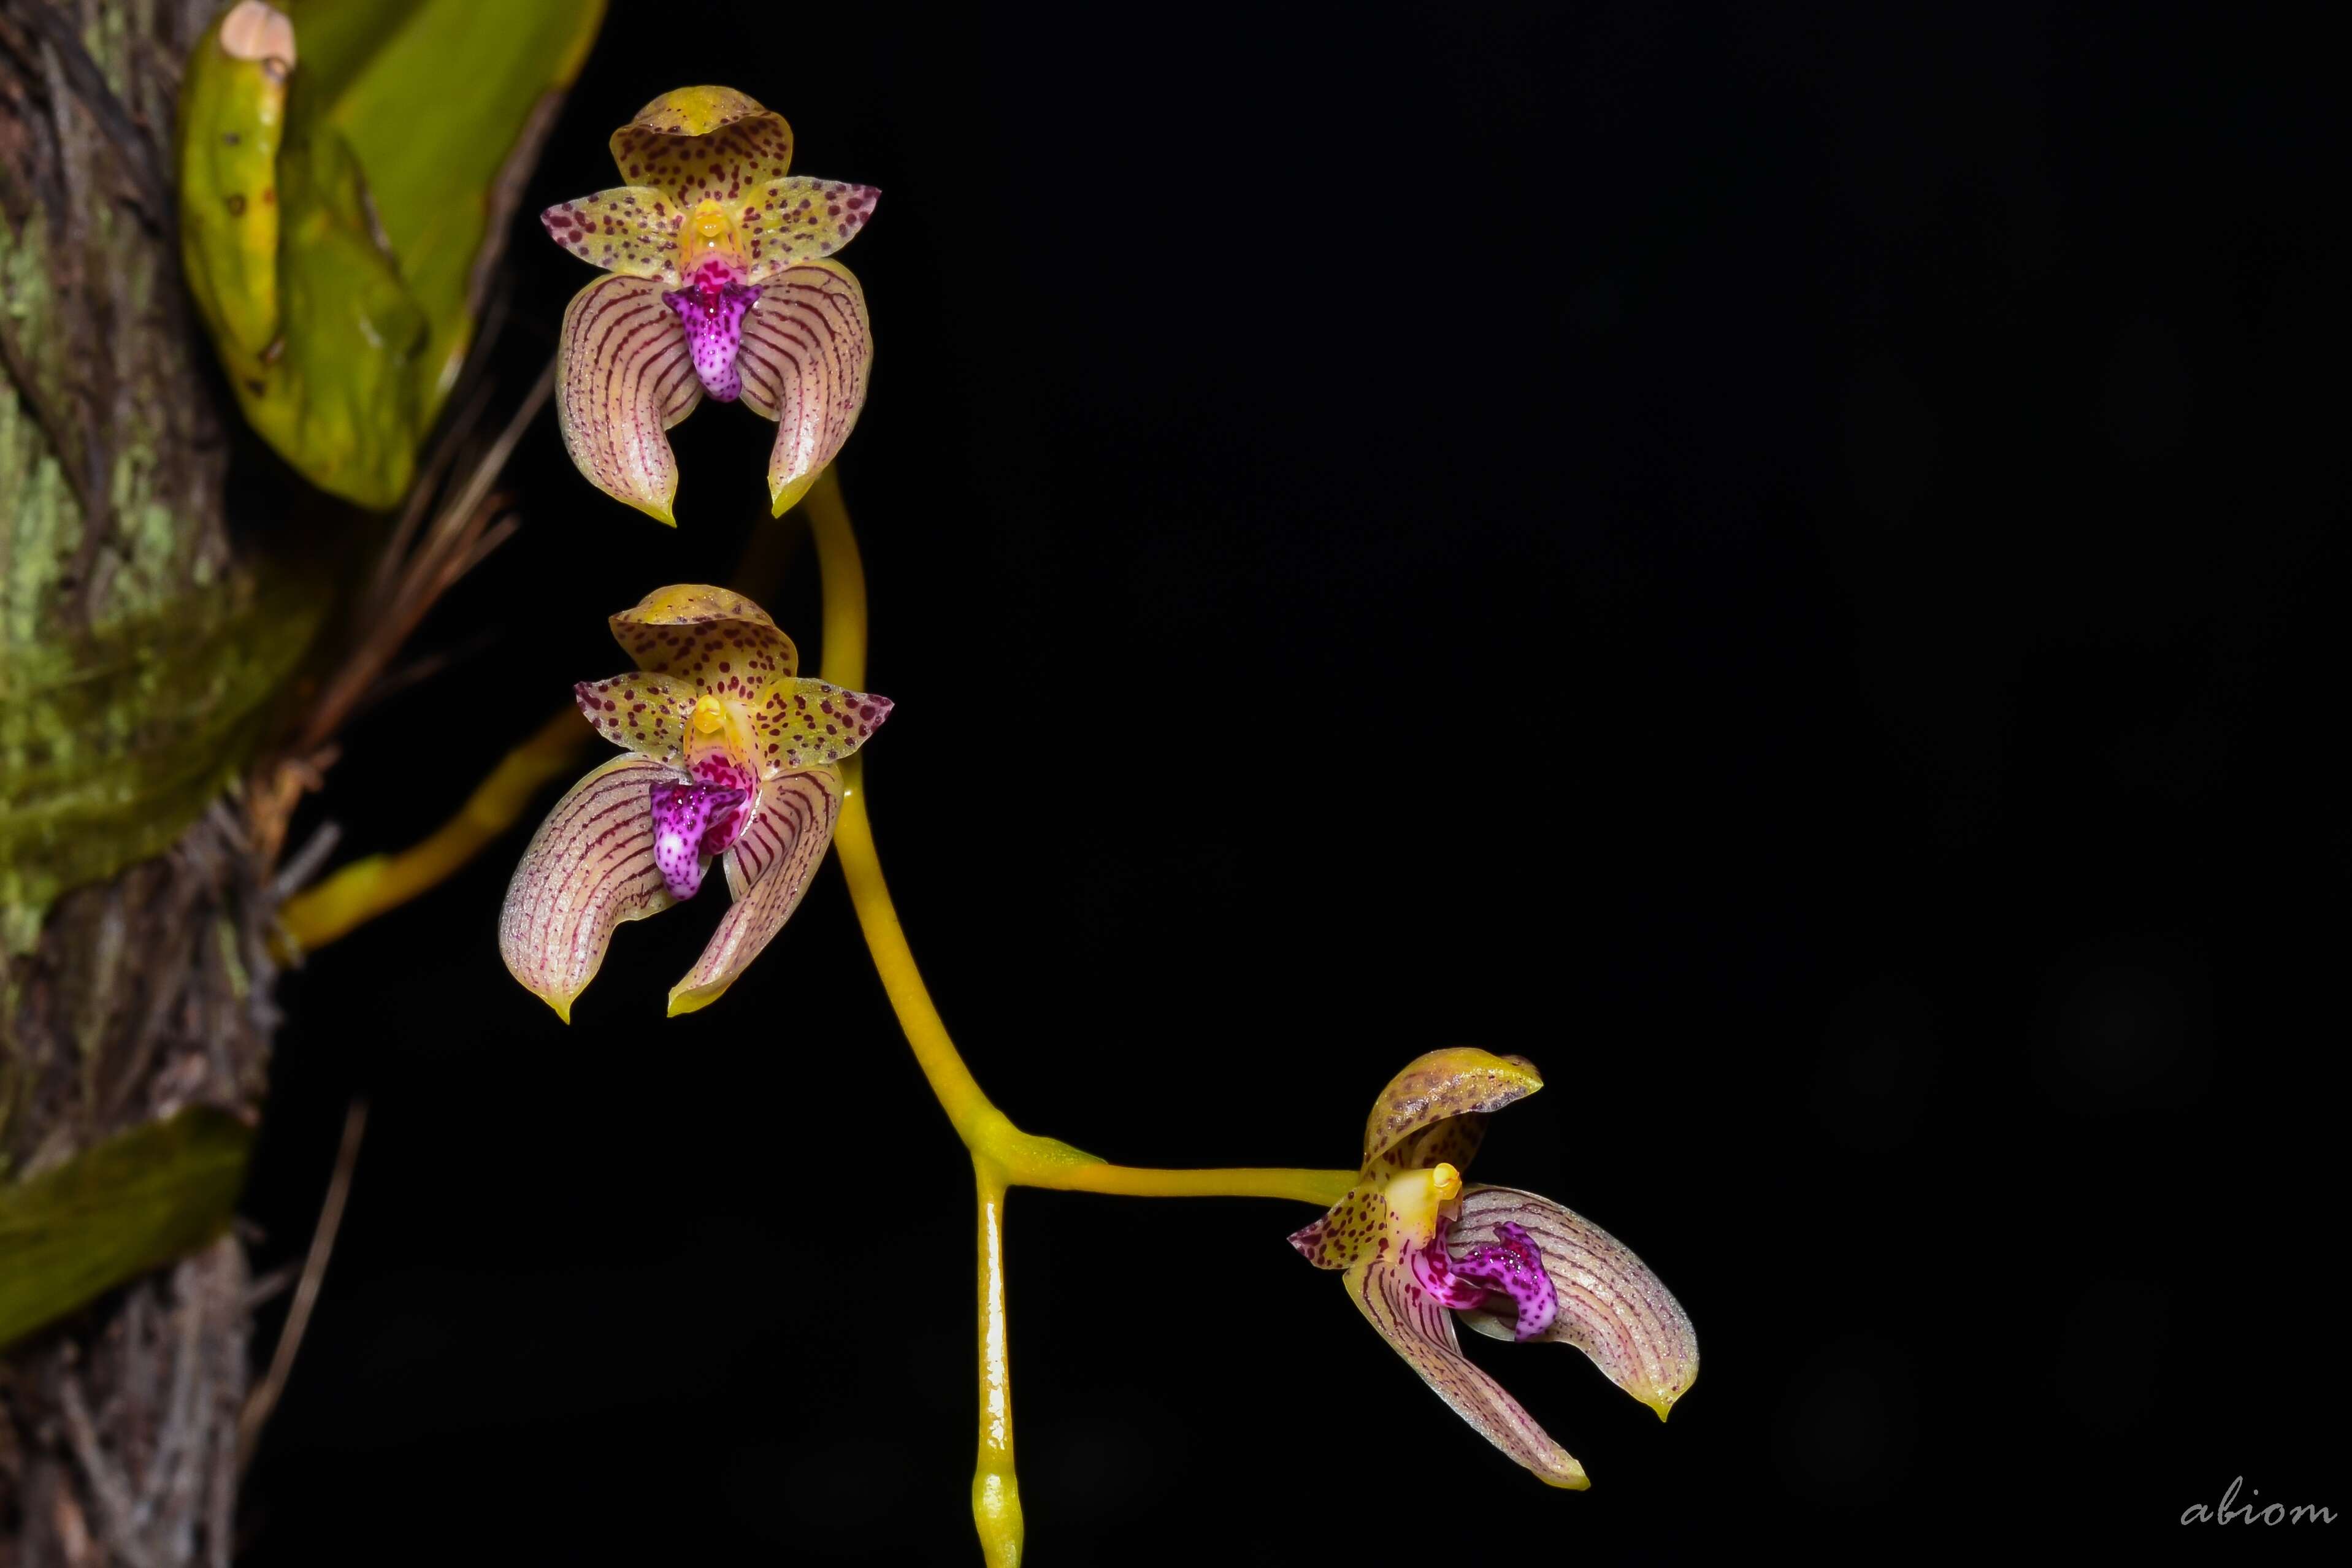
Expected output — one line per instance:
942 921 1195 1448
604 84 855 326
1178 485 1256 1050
665 275 757 403
648 779 747 899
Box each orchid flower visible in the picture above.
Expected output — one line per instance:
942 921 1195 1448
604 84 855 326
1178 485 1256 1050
499 584 891 1019
1288 1048 1699 1488
541 87 876 525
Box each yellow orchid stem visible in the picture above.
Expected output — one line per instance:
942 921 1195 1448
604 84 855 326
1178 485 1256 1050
805 471 1354 1204
971 1157 1023 1568
279 707 593 952
804 465 1350 1566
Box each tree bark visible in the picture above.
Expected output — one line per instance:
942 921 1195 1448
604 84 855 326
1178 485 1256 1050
2 2 297 1561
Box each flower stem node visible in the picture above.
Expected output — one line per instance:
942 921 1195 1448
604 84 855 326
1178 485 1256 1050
1287 1049 1700 1487
541 88 878 524
499 585 892 1017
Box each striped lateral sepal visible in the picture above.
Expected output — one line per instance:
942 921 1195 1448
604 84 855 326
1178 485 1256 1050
1285 1049 1699 1487
499 586 889 1019
543 87 877 525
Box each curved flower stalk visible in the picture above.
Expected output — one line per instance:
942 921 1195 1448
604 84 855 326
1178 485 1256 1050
499 584 891 1019
1288 1048 1699 1488
542 87 878 524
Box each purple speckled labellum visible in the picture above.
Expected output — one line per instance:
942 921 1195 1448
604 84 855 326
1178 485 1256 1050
665 273 759 403
1409 1227 1494 1311
1447 1221 1559 1341
648 779 748 899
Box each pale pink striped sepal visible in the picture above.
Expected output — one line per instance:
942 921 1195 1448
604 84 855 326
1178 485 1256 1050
668 766 843 1016
1454 1185 1701 1421
556 274 704 526
499 754 678 1022
1349 1256 1590 1490
738 261 872 518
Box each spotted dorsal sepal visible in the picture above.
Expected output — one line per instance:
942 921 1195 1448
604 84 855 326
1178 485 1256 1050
1361 1048 1544 1172
608 584 799 690
610 86 795 206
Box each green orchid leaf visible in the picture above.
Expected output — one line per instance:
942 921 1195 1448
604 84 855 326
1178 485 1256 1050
0 1109 253 1350
177 1 606 508
218 120 429 507
284 0 607 408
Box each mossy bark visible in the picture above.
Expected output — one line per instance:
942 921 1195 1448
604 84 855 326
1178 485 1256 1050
2 2 310 1559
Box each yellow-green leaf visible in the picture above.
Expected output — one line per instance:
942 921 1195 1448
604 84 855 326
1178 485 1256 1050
0 1110 253 1349
177 1 607 508
286 0 608 408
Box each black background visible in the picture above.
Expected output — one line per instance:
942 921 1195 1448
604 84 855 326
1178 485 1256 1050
240 0 2342 1560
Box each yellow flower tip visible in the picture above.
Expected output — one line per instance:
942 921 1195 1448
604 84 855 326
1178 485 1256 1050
770 466 822 518
1637 1367 1696 1422
537 988 577 1026
1541 1457 1593 1491
665 977 729 1017
1431 1161 1463 1203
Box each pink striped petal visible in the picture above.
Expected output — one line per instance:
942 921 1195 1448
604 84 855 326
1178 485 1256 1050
499 755 677 1022
1347 1257 1589 1490
541 186 684 284
740 177 879 281
737 261 872 518
556 275 702 526
667 767 843 1016
1455 1185 1700 1420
